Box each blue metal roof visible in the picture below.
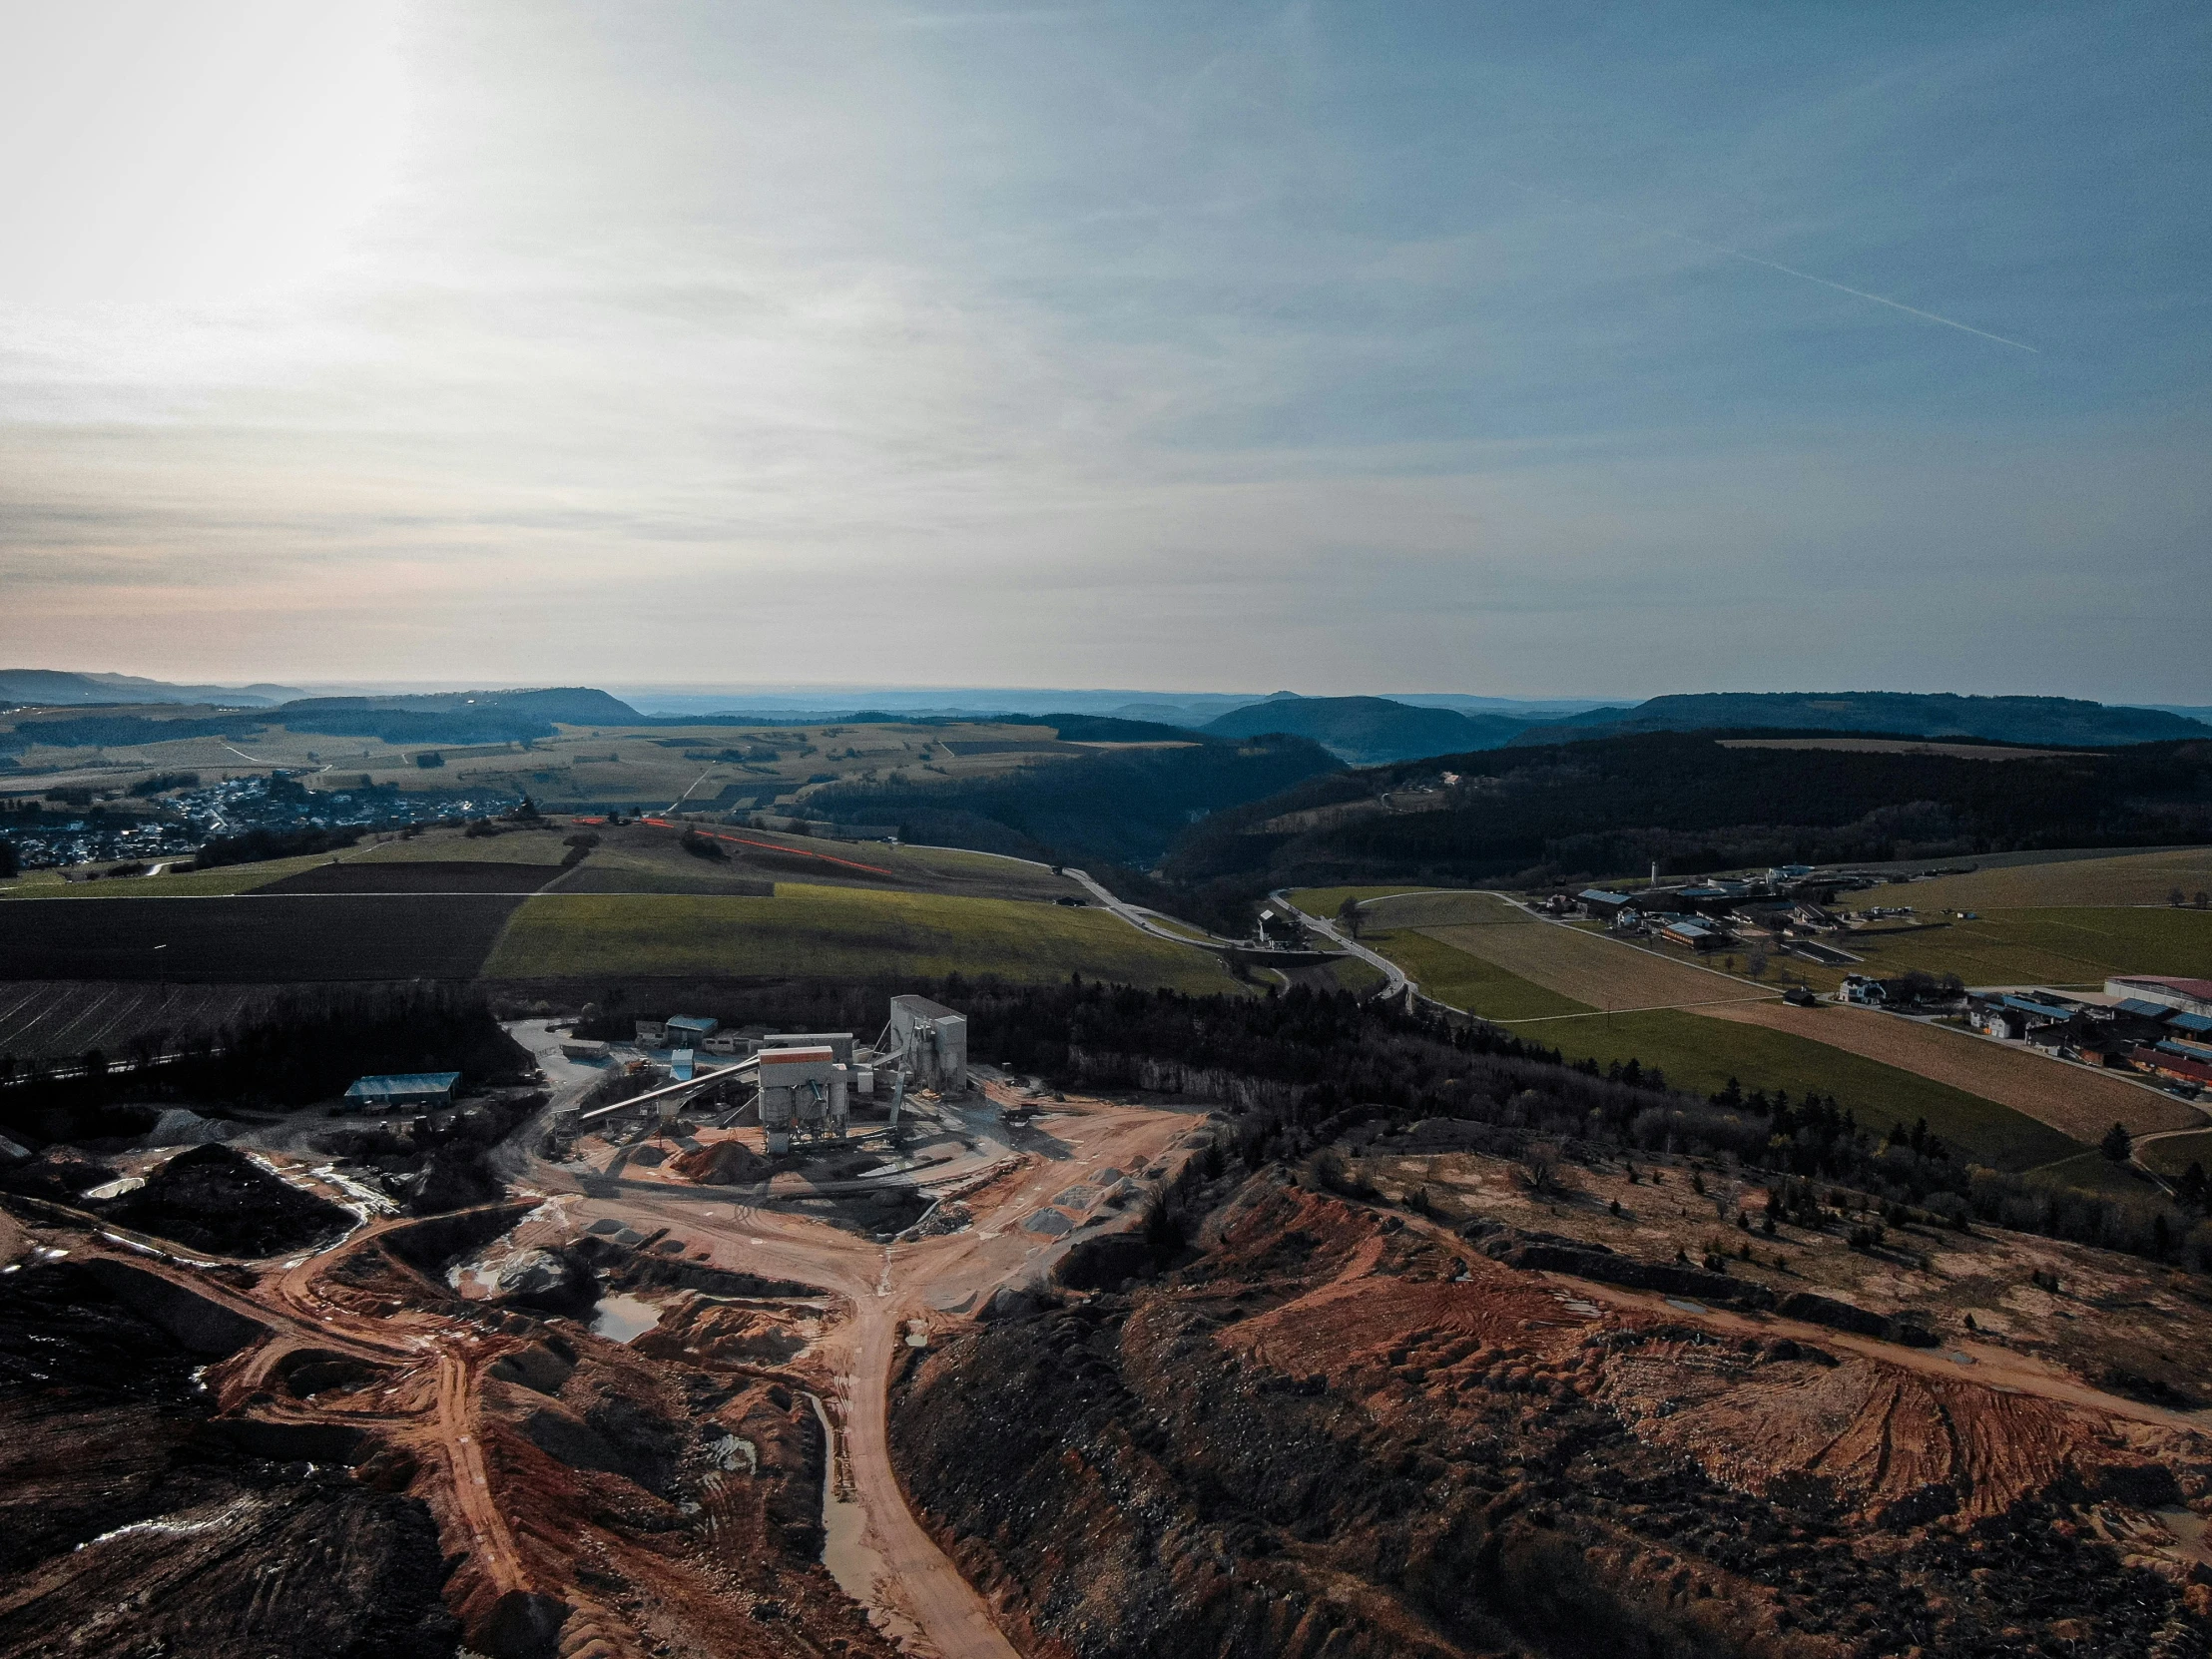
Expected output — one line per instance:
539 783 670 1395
667 1014 719 1035
1579 888 1631 904
345 1072 461 1097
1999 996 2076 1021
2169 1012 2212 1035
2115 998 2177 1020
671 1048 696 1081
2156 1039 2212 1062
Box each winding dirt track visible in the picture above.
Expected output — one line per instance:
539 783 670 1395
576 1091 1196 1658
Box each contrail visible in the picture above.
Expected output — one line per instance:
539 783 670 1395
1506 181 2038 354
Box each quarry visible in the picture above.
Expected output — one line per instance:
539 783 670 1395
8 983 2212 1659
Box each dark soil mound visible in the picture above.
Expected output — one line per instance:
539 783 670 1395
0 1144 115 1202
105 1144 352 1257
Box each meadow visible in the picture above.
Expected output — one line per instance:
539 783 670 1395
481 883 1241 993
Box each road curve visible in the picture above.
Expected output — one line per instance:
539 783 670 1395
1276 891 1410 999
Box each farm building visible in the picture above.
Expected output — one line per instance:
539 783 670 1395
1968 993 2077 1041
2107 977 2212 1019
1577 888 1634 920
1658 917 1722 950
2144 1040 2212 1087
344 1072 461 1110
560 1039 609 1062
635 1019 668 1046
667 1014 719 1044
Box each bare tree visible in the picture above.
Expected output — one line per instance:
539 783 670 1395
1337 894 1365 940
1517 1141 1575 1198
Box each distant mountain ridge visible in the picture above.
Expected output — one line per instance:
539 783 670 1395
0 669 305 708
1512 692 2209 749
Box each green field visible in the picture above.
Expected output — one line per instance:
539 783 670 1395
1377 928 1584 1020
2024 1150 2171 1198
1825 906 2212 989
482 882 1243 992
1845 846 2212 912
1374 927 2079 1170
0 852 335 899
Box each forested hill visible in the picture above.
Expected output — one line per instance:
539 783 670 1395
1200 695 1536 763
1164 731 2212 891
1515 692 2209 749
810 734 1341 868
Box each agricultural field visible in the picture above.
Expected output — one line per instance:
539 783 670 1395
0 894 529 981
1842 845 2212 912
1817 907 2212 991
0 852 335 898
568 821 1081 902
1422 905 1771 1012
482 883 1242 993
1 708 1192 814
1695 1000 2202 1142
0 981 271 1063
1343 914 2109 1167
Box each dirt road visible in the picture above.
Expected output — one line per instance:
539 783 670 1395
533 1048 1199 1659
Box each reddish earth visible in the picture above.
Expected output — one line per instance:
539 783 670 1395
892 1173 2212 1658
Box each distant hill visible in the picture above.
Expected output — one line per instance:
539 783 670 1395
1510 692 2209 749
1165 729 2212 892
1201 695 1539 764
0 669 303 708
269 687 644 746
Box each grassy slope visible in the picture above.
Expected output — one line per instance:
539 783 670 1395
0 853 332 898
1855 846 2212 911
349 828 573 864
2138 1130 2212 1177
482 882 1242 993
1373 927 2077 1171
1810 908 2212 991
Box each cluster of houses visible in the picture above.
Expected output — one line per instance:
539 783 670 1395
1952 975 2212 1091
1561 867 1850 958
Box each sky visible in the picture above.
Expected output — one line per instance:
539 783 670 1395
1 0 2207 700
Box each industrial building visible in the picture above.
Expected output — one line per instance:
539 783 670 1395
886 994 967 1092
343 1072 462 1111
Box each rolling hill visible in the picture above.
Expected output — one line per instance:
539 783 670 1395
1512 692 2210 749
1200 695 1542 763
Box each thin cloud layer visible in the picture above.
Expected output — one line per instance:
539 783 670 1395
1 0 2206 697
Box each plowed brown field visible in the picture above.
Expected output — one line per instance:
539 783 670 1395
1698 1000 2203 1141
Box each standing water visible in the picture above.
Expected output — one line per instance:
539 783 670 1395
591 1294 663 1344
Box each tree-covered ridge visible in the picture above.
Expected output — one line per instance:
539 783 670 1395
1167 731 2212 888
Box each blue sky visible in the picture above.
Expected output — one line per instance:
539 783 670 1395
1 1 2205 698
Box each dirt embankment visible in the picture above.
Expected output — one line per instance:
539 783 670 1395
0 1178 896 1659
891 1176 2212 1659
0 1259 459 1659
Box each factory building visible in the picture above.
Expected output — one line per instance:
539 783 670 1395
343 1072 461 1111
888 994 967 1092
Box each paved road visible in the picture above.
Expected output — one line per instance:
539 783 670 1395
1275 891 1410 999
1061 866 1236 948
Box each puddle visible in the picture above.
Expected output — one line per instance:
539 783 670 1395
905 1321 929 1349
591 1294 663 1344
812 1393 928 1652
1947 1351 1977 1366
1664 1299 1709 1315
